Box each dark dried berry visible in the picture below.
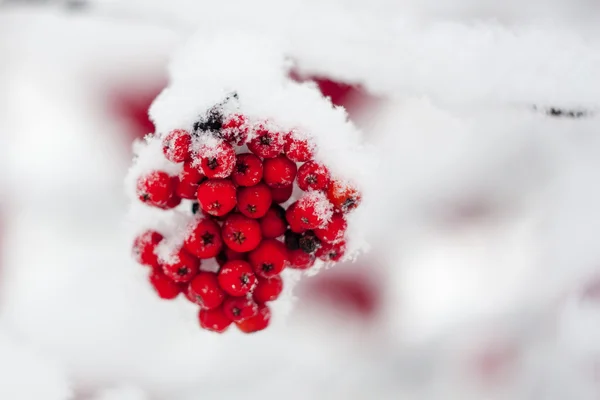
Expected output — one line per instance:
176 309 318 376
298 230 321 254
284 230 301 251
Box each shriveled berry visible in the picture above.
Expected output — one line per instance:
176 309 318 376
237 183 272 219
222 213 262 253
284 230 301 250
221 113 249 145
162 129 191 163
217 260 257 296
197 141 236 179
247 126 284 158
263 155 297 189
188 272 225 310
327 180 362 213
193 106 224 133
297 161 330 191
137 170 174 208
133 230 163 268
288 249 316 270
197 179 237 216
248 239 289 278
253 276 283 303
316 241 346 262
184 217 223 259
270 185 293 204
259 205 287 239
199 307 231 333
149 269 181 299
298 230 321 254
232 153 263 187
314 213 347 243
284 131 314 162
222 296 259 322
161 248 200 283
236 304 271 333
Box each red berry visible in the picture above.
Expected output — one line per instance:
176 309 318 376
221 114 249 145
248 239 288 278
296 161 330 191
197 179 237 216
236 304 271 333
159 193 182 210
132 230 163 268
217 260 257 296
247 126 284 158
217 247 247 267
162 129 191 163
316 241 346 262
222 214 262 252
199 307 231 333
184 217 223 259
180 161 205 184
263 155 297 188
175 179 198 200
137 170 174 208
284 131 314 162
231 153 263 187
149 269 181 299
197 141 236 179
253 276 283 303
285 202 305 233
188 272 225 310
327 180 362 213
237 183 272 219
259 205 287 239
291 192 334 230
313 213 347 243
270 185 293 204
288 249 316 270
161 248 200 283
222 296 259 322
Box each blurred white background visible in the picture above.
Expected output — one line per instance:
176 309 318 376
2 1 600 399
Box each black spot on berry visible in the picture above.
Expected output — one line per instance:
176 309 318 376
259 135 272 146
177 267 189 276
207 158 219 170
201 232 214 245
262 263 274 272
236 162 249 174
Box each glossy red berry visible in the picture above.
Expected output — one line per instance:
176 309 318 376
231 153 263 187
221 113 249 145
259 205 287 239
327 180 362 213
162 129 191 163
184 217 223 259
237 183 272 219
247 126 284 158
149 269 181 299
291 192 334 230
188 272 225 310
297 161 330 191
137 170 174 208
132 230 163 268
313 213 347 243
248 239 289 278
222 296 259 322
270 185 293 204
217 247 246 267
197 141 236 179
161 248 200 283
284 131 314 162
263 155 297 188
217 260 257 296
159 192 182 210
236 304 271 333
288 249 316 270
285 202 305 233
222 214 262 252
176 164 205 200
197 179 237 216
199 307 231 333
253 275 283 303
316 241 346 262
180 161 205 184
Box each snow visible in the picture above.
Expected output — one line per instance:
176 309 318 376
3 1 600 399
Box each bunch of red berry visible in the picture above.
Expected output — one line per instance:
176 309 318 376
131 98 362 334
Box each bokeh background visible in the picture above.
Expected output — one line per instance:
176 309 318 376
2 1 600 399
